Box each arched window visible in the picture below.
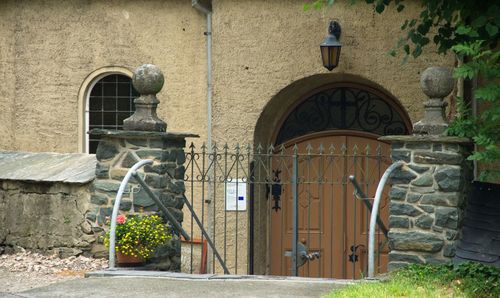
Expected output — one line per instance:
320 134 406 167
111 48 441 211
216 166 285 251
86 74 138 153
274 83 412 145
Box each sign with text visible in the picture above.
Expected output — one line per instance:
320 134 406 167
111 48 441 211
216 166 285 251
225 179 246 211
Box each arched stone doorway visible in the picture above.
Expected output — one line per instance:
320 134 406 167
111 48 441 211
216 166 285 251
252 75 412 279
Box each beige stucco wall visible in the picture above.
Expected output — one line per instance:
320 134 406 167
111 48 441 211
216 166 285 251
211 0 454 145
0 0 207 153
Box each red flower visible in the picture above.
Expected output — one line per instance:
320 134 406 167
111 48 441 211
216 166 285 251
116 214 127 224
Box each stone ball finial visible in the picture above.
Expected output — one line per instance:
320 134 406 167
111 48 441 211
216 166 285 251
132 64 164 95
420 66 454 99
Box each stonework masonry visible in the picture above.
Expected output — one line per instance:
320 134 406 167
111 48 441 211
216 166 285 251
89 130 196 270
380 135 472 270
0 180 94 258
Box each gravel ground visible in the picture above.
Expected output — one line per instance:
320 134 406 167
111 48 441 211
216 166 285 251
0 249 108 294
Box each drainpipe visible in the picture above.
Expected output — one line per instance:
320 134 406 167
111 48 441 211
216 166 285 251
192 0 214 273
192 0 212 150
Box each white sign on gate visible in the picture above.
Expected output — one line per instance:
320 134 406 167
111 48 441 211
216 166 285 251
225 179 246 211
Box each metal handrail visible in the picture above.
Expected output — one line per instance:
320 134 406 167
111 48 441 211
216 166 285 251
108 159 153 270
367 160 406 278
108 159 229 274
348 175 388 237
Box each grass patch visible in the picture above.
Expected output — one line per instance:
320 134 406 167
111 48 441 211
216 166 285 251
326 262 500 298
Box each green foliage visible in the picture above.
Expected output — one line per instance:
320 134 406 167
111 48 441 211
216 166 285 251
103 214 172 260
327 263 500 298
305 0 500 181
447 40 500 181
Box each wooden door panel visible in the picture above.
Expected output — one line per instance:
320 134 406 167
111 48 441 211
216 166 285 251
270 134 390 279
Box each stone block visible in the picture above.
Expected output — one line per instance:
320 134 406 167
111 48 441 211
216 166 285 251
406 193 422 203
391 150 411 163
167 180 185 194
434 166 462 192
432 144 442 152
389 216 409 229
445 230 458 240
150 139 166 149
94 181 121 192
389 252 424 263
90 194 108 206
161 151 177 162
409 186 435 194
144 163 176 176
122 152 141 168
411 174 433 187
413 152 463 165
96 141 119 161
435 207 459 229
389 231 444 252
443 243 456 257
392 142 405 149
111 199 133 211
175 150 186 165
415 215 434 229
421 193 460 207
160 193 177 208
126 138 149 147
390 202 422 217
174 166 185 179
95 163 109 179
389 186 407 201
390 168 417 184
136 149 164 160
133 188 160 207
419 205 435 213
145 174 168 188
408 164 431 174
406 143 432 150
97 207 113 225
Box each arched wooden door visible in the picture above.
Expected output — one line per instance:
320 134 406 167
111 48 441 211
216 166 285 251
267 83 411 279
269 133 391 279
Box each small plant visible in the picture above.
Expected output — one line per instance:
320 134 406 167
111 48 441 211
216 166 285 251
103 214 172 260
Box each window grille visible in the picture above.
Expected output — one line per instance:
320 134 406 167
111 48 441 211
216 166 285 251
87 74 138 153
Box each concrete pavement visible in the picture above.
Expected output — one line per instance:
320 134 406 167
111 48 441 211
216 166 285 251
3 271 354 298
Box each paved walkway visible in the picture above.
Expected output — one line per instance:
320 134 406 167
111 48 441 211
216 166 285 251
3 271 353 298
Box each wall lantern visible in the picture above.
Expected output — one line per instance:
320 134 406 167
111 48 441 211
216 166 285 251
320 21 342 71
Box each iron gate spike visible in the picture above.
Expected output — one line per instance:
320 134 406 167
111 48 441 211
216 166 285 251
318 143 325 155
256 143 263 154
267 144 275 154
328 144 335 154
306 143 313 155
279 144 286 155
353 144 359 155
365 144 371 155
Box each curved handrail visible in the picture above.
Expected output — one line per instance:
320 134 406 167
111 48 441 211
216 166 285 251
108 159 153 270
368 160 406 278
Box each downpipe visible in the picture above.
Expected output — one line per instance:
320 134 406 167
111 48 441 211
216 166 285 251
368 160 406 278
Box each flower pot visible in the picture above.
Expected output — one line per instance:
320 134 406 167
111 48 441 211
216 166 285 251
116 251 144 267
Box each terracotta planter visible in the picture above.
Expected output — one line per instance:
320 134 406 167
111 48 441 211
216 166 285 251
116 251 144 267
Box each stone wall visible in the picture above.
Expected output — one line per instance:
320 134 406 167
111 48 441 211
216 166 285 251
89 130 195 270
0 180 94 258
380 135 473 270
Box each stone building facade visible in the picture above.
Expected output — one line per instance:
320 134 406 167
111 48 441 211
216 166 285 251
0 0 462 278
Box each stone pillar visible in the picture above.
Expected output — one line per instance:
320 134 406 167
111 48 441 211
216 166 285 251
379 67 472 270
88 64 198 271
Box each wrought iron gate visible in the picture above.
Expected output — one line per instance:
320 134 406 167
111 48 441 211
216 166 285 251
182 138 391 279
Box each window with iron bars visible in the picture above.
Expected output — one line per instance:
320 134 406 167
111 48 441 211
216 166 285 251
87 74 139 153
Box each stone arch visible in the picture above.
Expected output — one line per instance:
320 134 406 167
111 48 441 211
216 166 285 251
77 66 134 153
